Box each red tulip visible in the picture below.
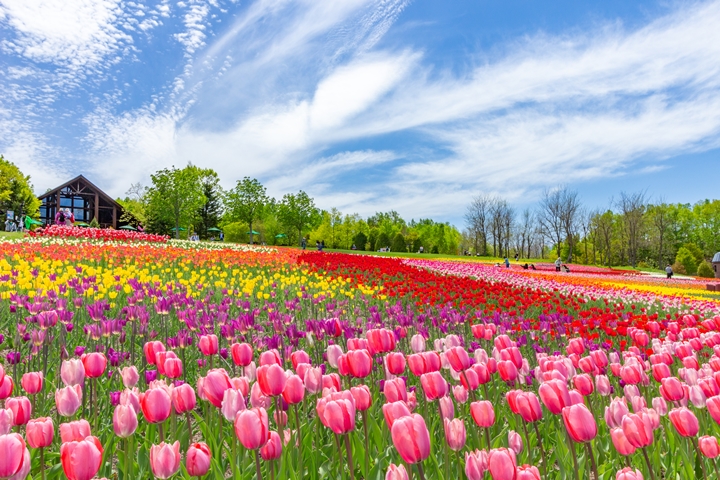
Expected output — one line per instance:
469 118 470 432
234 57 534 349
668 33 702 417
150 441 181 479
699 435 720 458
420 371 448 400
382 401 411 430
257 363 287 397
516 464 541 480
55 384 83 417
465 449 489 480
470 401 495 428
444 417 466 451
616 467 644 480
140 386 171 424
6 396 31 425
61 359 85 386
391 414 430 464
562 404 597 443
59 420 92 443
488 448 517 480
172 383 196 414
60 436 103 480
611 428 636 455
199 334 219 356
221 388 246 421
260 430 283 460
113 404 138 438
0 433 30 479
81 352 107 378
235 408 270 450
350 385 372 411
346 349 373 378
186 442 211 477
386 463 410 480
669 407 699 437
203 368 232 408
26 416 54 448
386 352 406 375
231 343 254 367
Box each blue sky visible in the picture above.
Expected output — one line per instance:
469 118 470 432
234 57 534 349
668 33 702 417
1 0 719 225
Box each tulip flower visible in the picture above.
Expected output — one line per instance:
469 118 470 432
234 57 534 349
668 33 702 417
260 430 283 460
616 467 644 480
186 442 211 477
199 334 219 356
539 379 570 415
150 441 181 479
144 341 165 365
669 407 699 437
203 368 232 408
0 408 14 435
26 417 54 448
121 366 139 388
59 420 92 443
163 357 183 379
55 384 83 417
622 411 654 448
0 375 14 400
140 386 172 424
60 436 103 480
61 359 86 387
20 371 43 395
234 407 270 450
350 385 372 411
384 377 408 403
382 401 412 430
410 334 426 353
386 352 406 375
318 395 356 434
6 396 31 426
303 367 323 394
0 433 31 479
562 404 597 443
346 349 373 378
420 371 448 400
259 350 282 366
465 449 489 480
611 428 637 456
516 465 542 480
508 430 523 455
81 352 107 378
391 414 431 464
699 435 720 458
221 388 246 421
470 401 495 428
231 343 253 367
386 463 410 480
516 391 543 423
113 404 138 438
172 383 197 414
444 417 466 451
257 363 287 397
488 448 517 480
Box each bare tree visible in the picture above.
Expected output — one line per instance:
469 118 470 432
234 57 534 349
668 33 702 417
617 191 646 268
648 200 670 268
537 187 580 261
464 195 491 255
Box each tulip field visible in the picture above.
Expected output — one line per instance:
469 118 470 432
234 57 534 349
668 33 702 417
1 233 720 480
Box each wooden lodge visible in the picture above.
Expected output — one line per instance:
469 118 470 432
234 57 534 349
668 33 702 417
38 175 123 228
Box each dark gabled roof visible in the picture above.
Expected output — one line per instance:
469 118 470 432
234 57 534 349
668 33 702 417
38 175 123 209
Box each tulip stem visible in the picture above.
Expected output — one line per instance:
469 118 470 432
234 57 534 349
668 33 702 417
532 422 548 479
641 447 657 480
186 412 193 441
255 449 263 480
484 427 491 450
158 422 165 443
585 442 599 480
344 434 355 480
294 403 304 477
566 432 579 480
40 447 45 480
362 411 370 476
691 438 708 480
416 462 426 480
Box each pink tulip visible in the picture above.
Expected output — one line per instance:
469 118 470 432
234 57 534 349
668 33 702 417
699 435 720 458
221 388 246 421
140 386 171 424
20 371 43 395
516 464 541 480
562 404 597 443
508 430 523 455
439 395 454 420
622 411 654 448
350 385 372 411
260 430 283 460
573 374 594 396
319 395 356 434
596 375 611 396
290 350 311 370
203 368 232 408
121 366 139 388
0 375 13 399
81 352 107 378
186 442 211 477
386 463 410 480
410 334 426 353
231 343 253 367
6 397 31 426
346 349 373 378
259 350 282 367
120 388 140 413
465 449 489 480
0 408 14 435
605 397 630 428
144 341 165 365
164 357 183 379
113 404 138 438
303 367 323 394
488 448 517 480
198 334 219 356
516 391 542 423
382 401 411 430
250 382 271 409
539 379 570 415
384 377 408 403
0 433 30 479
234 408 270 450
669 407 699 437
386 352 406 375
660 377 684 402
60 436 103 480
470 401 495 428
444 417 466 451
446 346 472 372
391 414 430 464
26 416 54 448
611 428 636 456
172 383 197 414
453 385 469 404
61 359 86 387
150 441 181 479
59 420 92 443
616 467 644 480
55 384 83 417
420 371 448 400
257 363 287 397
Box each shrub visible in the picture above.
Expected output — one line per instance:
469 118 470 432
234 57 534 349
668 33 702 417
89 217 100 228
391 233 407 253
671 261 687 275
675 247 699 275
353 232 367 251
431 245 439 254
636 261 650 269
223 222 246 243
697 260 715 278
377 232 390 250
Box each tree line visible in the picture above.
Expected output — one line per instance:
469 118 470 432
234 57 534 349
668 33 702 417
119 165 462 254
464 187 720 276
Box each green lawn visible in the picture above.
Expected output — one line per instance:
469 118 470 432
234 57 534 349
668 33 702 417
308 247 552 264
0 231 24 240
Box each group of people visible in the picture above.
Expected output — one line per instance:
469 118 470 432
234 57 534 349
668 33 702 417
54 208 75 226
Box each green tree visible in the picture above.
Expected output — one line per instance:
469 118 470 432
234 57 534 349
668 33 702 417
0 156 41 219
353 231 367 251
391 232 407 253
226 177 270 244
697 261 714 278
675 246 699 275
146 165 207 238
277 191 321 245
377 232 390 250
195 171 223 240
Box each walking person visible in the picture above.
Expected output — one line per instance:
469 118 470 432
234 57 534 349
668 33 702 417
301 237 306 250
665 264 673 279
554 256 562 272
504 257 510 268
